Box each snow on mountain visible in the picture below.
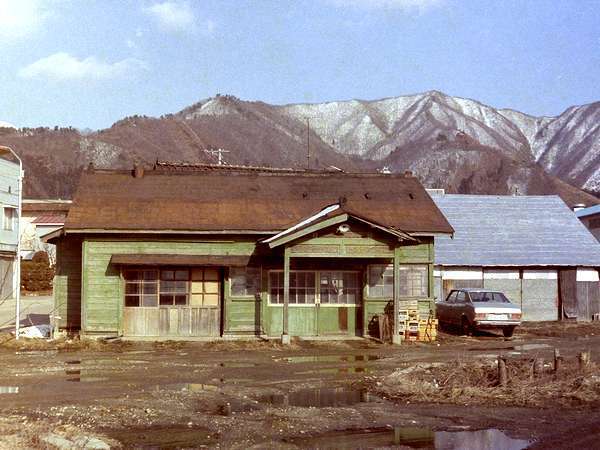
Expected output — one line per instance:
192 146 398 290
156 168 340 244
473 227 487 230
534 102 600 192
174 91 600 196
0 120 16 129
279 91 533 162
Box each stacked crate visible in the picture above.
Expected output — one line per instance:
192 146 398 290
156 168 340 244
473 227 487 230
397 300 437 342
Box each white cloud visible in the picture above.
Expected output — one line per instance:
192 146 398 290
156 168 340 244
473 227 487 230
144 1 195 32
0 0 52 40
328 0 443 11
18 52 149 81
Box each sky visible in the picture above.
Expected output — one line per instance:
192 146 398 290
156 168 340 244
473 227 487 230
0 0 599 129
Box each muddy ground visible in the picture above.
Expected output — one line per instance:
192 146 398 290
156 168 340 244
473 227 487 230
0 323 599 449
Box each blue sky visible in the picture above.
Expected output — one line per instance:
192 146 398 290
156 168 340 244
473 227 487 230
0 0 599 129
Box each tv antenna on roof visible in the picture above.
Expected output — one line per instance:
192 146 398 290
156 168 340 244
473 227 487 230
204 148 230 165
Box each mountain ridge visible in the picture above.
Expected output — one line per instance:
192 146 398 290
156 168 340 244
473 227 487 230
0 91 598 207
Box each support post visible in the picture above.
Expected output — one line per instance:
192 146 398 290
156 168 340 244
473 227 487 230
281 246 291 345
392 248 402 345
554 348 562 373
498 356 507 387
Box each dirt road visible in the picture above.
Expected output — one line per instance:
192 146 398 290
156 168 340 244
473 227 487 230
0 323 598 449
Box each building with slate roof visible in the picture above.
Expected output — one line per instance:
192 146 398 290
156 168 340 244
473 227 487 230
576 204 600 242
50 164 453 342
430 193 600 321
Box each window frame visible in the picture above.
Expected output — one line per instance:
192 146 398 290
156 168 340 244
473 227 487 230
122 267 222 308
229 266 261 298
367 264 430 299
366 264 394 298
267 269 361 307
123 269 159 308
3 207 14 232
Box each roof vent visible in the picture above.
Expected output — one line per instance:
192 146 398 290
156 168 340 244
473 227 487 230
338 196 347 206
133 164 144 178
573 203 586 212
404 170 413 177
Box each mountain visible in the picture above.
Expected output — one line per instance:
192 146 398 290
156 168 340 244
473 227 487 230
0 92 598 207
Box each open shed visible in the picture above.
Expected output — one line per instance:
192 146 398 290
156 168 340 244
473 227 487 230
431 194 600 321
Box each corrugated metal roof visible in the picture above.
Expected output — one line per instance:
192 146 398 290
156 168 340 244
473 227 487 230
576 204 600 218
432 194 600 267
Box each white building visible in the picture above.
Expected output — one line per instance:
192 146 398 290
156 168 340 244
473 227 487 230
0 152 21 301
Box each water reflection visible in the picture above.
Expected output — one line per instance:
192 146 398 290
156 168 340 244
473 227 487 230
292 427 531 449
259 387 375 407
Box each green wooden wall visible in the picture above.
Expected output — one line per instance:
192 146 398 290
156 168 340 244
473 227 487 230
79 237 257 335
57 227 434 338
53 237 82 330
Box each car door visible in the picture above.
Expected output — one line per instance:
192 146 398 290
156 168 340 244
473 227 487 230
437 290 457 325
453 290 468 323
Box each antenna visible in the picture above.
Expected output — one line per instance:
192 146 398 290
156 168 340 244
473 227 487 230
204 148 230 165
306 117 310 170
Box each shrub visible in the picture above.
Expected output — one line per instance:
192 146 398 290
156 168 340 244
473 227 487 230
21 251 54 292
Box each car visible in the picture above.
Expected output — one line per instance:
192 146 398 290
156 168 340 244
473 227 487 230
435 288 522 337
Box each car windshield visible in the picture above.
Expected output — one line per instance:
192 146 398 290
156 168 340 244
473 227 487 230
469 291 510 303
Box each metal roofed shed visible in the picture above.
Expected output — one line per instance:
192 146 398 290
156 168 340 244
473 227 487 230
576 204 600 242
430 194 600 322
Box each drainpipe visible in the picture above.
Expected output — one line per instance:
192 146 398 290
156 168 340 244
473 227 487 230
0 146 23 339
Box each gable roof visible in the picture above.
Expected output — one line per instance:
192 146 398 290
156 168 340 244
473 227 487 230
262 204 416 248
64 165 453 235
576 204 600 219
432 194 600 267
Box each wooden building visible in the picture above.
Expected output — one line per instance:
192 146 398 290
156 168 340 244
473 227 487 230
51 163 453 342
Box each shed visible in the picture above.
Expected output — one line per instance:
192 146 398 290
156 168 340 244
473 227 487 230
431 194 600 321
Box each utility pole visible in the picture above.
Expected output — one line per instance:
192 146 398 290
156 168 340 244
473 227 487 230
204 148 230 165
306 118 310 170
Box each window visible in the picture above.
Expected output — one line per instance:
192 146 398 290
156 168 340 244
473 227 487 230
269 271 316 304
124 267 221 308
160 269 189 306
446 291 458 302
124 270 158 307
367 265 394 298
398 265 428 297
191 268 220 307
455 291 467 303
320 272 360 304
230 267 261 297
3 207 14 231
368 264 429 298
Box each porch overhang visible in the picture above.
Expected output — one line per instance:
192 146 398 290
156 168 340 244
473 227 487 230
109 254 252 266
262 205 416 249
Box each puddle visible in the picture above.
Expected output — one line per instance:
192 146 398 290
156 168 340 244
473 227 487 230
513 343 551 351
276 355 381 364
288 426 532 449
0 386 19 394
470 343 551 353
67 377 109 383
296 367 373 375
157 383 219 393
218 362 258 368
259 387 376 408
15 350 58 356
105 425 218 449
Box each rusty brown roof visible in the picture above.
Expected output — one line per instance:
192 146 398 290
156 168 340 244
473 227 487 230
65 166 453 235
23 200 72 213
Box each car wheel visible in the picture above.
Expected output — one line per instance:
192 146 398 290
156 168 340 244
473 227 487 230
460 317 473 336
503 326 516 338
